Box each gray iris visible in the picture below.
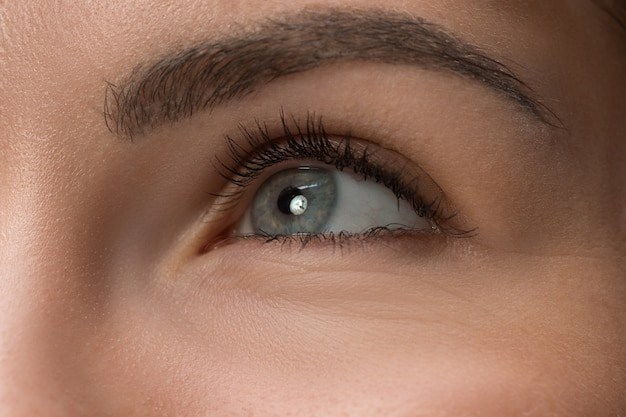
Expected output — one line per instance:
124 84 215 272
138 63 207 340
251 167 337 235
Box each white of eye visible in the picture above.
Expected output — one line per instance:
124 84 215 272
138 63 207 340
323 170 430 233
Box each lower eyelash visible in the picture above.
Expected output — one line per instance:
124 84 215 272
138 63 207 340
218 227 440 252
212 110 474 239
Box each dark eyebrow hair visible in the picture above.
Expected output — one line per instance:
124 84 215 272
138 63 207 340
104 8 558 138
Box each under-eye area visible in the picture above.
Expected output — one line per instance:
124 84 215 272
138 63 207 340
201 112 475 251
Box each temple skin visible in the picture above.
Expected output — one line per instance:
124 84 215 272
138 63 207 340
0 1 625 416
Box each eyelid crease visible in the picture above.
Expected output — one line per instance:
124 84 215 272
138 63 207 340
206 110 477 244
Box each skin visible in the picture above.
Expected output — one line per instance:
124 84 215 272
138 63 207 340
1 0 625 416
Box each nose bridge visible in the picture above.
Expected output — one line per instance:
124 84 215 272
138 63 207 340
0 165 102 416
0 308 75 416
0 248 82 415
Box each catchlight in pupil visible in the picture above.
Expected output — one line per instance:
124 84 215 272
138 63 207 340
277 187 308 216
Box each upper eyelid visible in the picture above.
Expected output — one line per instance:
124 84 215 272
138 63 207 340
104 8 559 139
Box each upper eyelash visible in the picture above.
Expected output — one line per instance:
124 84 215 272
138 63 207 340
217 112 352 186
213 110 473 237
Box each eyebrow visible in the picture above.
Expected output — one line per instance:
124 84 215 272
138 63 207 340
104 8 557 138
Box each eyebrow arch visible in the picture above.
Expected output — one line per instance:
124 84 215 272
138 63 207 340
104 8 558 138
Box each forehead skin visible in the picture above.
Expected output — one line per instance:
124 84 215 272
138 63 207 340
1 0 625 177
0 1 625 416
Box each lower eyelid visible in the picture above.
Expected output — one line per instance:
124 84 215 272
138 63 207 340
203 227 450 258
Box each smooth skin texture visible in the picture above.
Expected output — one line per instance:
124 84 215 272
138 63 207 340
1 1 625 416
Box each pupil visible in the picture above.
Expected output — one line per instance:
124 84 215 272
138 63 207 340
250 167 336 235
277 187 303 215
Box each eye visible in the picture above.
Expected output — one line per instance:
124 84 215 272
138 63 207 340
235 165 431 236
206 111 469 248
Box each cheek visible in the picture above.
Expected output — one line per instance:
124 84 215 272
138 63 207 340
85 251 626 416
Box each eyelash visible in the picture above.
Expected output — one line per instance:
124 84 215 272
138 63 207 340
211 111 470 246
